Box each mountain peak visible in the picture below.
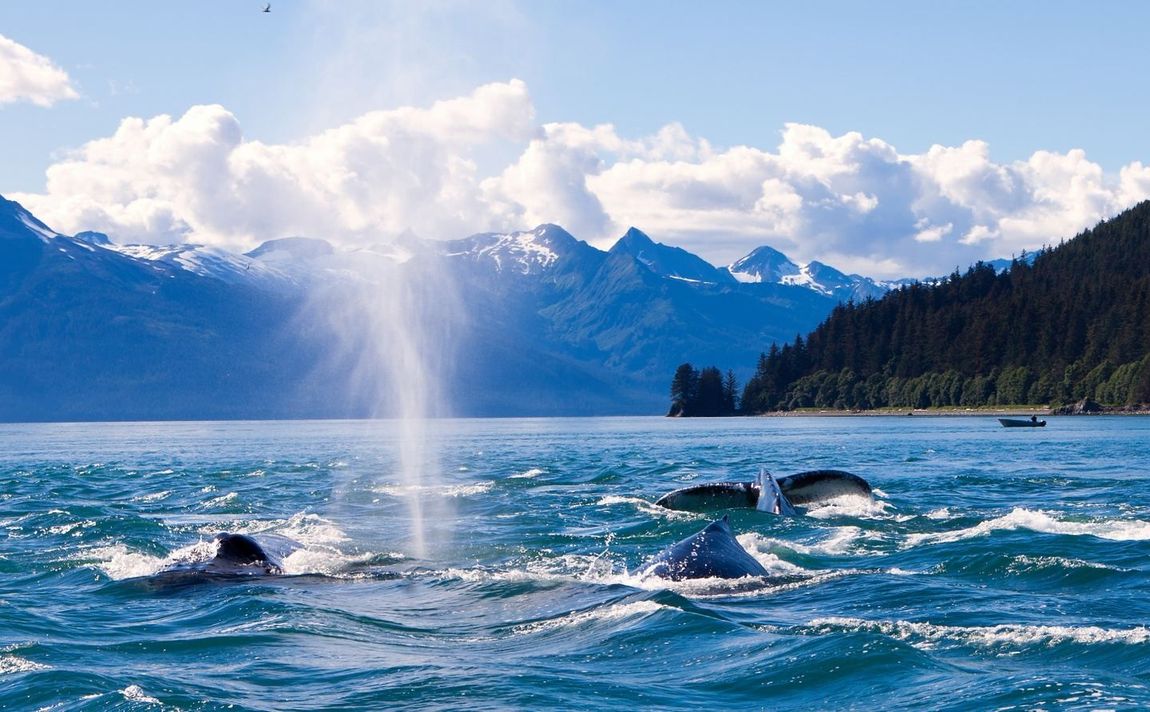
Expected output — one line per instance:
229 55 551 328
618 227 654 246
610 228 733 284
73 231 111 246
0 195 58 243
727 245 800 284
246 237 335 261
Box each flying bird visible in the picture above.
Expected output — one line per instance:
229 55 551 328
262 3 271 12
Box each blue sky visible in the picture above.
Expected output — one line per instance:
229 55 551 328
3 1 1150 277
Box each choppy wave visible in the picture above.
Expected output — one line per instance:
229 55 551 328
906 507 1150 546
513 601 670 634
7 417 1150 710
0 655 50 675
804 616 1150 648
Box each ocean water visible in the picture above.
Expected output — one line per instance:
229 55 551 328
2 416 1150 710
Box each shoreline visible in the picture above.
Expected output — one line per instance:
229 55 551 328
756 406 1150 417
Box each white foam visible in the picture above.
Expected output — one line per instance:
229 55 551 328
373 481 493 498
509 468 544 479
742 527 874 557
595 495 697 519
84 513 357 579
0 656 49 674
807 616 1150 648
804 495 893 520
131 491 172 503
200 492 238 508
925 507 955 520
47 520 95 536
84 540 218 580
121 685 161 705
276 512 350 547
1009 555 1125 573
906 508 1150 547
514 601 668 634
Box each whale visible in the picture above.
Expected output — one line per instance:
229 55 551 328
655 468 871 514
149 532 302 585
639 515 769 581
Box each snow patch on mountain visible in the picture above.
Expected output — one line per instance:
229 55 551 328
446 224 569 275
105 243 284 285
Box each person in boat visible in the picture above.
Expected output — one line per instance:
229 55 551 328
1030 415 1037 423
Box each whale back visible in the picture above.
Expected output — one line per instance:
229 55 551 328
206 532 301 575
215 533 269 565
641 515 769 581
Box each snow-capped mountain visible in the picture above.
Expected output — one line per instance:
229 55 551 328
725 247 896 301
442 224 595 276
726 245 801 284
610 227 734 284
0 193 965 419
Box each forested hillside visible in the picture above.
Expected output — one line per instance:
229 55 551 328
740 202 1150 411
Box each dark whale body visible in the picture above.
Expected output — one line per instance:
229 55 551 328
640 515 769 581
655 469 872 514
149 533 302 585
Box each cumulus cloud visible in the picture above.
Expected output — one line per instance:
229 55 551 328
0 34 78 107
14 80 534 245
13 79 1150 277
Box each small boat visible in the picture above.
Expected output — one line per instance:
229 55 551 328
998 417 1046 428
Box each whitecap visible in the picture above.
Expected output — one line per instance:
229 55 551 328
509 467 544 479
121 685 161 705
595 495 696 519
0 656 49 674
514 601 669 634
905 508 1150 547
199 492 238 509
373 481 493 498
46 520 95 536
82 540 218 580
1008 554 1126 573
742 527 875 557
806 616 1150 648
804 495 893 520
131 491 172 503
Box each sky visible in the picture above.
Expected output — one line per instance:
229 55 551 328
3 1 1150 278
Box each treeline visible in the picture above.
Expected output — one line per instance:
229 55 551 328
668 363 739 416
737 201 1150 412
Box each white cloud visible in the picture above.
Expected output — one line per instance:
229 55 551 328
0 34 78 107
12 79 1150 278
14 80 534 246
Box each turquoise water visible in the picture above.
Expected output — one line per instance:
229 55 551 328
2 416 1149 710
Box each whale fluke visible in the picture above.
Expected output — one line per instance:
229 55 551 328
640 515 769 581
655 469 872 514
756 469 797 515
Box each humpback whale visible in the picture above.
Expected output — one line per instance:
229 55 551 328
655 468 872 514
151 532 302 583
640 515 769 581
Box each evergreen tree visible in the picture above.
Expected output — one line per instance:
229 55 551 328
723 370 739 414
668 363 698 416
736 201 1150 412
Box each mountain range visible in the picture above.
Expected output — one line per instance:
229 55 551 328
1 194 935 419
